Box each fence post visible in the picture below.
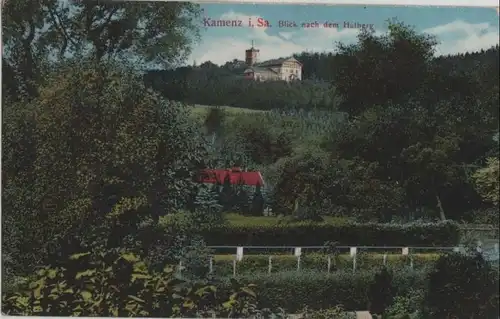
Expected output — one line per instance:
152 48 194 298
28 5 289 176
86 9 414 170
209 257 213 274
178 260 183 277
383 253 387 266
402 247 412 269
350 247 357 273
268 256 272 274
236 247 244 261
327 256 331 273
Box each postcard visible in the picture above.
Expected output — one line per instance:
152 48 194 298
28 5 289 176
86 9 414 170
1 1 498 318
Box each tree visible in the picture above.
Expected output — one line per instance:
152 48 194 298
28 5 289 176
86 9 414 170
234 185 251 215
250 184 265 216
191 185 224 225
368 267 395 315
2 0 201 100
423 252 499 319
219 174 236 212
471 157 499 206
326 99 490 221
334 19 437 116
2 60 205 275
204 107 226 145
272 152 327 216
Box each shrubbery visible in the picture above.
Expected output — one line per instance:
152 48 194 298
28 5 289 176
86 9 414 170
422 252 499 318
222 269 428 313
3 250 497 317
200 221 460 246
211 253 439 276
0 250 273 317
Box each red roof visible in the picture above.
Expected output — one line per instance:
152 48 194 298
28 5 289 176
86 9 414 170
197 167 264 186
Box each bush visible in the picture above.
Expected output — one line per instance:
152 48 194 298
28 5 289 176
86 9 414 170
422 252 499 319
211 254 439 276
217 269 429 313
369 267 395 315
385 288 425 318
1 249 264 317
200 221 460 246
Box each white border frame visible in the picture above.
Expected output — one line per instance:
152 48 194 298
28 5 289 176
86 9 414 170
130 0 499 8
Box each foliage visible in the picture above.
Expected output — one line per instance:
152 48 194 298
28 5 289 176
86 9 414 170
0 250 265 317
422 252 499 319
145 70 338 112
369 267 396 315
178 239 215 281
2 0 201 100
211 254 439 276
199 221 460 246
471 157 499 206
146 210 225 275
219 269 428 313
249 184 266 216
204 106 227 144
2 60 206 275
271 152 330 216
299 305 356 319
3 6 500 316
333 19 437 116
190 185 225 225
384 289 425 318
231 116 294 165
219 174 237 212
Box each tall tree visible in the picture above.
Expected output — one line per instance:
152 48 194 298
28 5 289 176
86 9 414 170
2 59 205 274
2 0 201 100
333 19 437 116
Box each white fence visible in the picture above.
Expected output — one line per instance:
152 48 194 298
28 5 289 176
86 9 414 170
175 244 499 276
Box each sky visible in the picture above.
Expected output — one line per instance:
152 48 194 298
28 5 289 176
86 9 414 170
188 4 499 65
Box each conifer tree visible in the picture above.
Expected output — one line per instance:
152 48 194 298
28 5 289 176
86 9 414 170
250 184 265 216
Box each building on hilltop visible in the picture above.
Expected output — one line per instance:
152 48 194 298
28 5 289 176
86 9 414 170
242 42 302 82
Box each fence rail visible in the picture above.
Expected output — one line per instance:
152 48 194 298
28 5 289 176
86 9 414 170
206 245 464 255
176 244 498 277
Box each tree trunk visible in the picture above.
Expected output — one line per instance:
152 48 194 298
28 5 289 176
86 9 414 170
435 193 446 221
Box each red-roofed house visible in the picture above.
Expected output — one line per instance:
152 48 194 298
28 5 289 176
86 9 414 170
197 167 264 186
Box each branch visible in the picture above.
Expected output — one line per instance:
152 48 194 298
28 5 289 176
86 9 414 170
47 6 77 56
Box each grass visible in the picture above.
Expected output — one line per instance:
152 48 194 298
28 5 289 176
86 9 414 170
188 104 267 122
225 213 351 226
208 253 439 276
159 212 352 229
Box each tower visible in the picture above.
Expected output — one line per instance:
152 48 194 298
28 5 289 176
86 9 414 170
245 40 259 66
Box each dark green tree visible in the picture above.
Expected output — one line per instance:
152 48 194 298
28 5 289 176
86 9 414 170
2 60 205 275
219 174 236 212
250 184 265 216
234 185 251 215
191 185 224 225
204 107 226 145
333 19 437 116
423 252 499 319
368 267 395 315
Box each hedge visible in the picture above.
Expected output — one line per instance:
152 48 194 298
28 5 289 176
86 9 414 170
210 253 439 277
215 269 429 312
200 221 460 246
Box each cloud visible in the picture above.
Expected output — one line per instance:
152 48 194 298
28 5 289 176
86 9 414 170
189 12 499 65
190 10 363 65
423 20 499 55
